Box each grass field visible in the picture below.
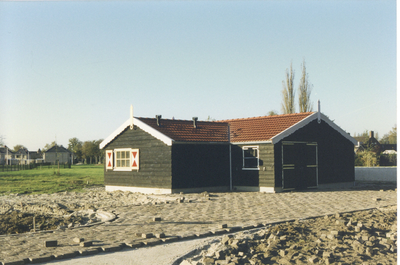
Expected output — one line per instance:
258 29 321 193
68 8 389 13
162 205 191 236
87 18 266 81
0 164 104 195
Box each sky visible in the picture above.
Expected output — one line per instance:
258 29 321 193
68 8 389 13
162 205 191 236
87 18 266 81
0 0 397 151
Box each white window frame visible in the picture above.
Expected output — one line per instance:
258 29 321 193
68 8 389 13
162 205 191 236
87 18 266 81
113 148 133 171
242 145 260 170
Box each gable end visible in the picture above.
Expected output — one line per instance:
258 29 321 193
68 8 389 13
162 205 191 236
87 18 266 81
99 118 173 149
271 112 357 145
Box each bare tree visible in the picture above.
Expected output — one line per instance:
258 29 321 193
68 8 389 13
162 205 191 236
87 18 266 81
281 62 295 114
298 59 313 112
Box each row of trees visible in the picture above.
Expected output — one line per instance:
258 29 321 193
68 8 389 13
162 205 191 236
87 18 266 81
39 138 104 164
67 138 104 164
268 59 314 116
0 138 104 165
281 59 313 114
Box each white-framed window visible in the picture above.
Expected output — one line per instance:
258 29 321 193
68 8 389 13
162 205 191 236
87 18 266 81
110 148 139 171
115 149 130 169
242 146 259 170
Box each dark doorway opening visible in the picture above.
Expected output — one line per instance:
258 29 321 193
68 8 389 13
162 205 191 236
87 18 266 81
282 142 318 190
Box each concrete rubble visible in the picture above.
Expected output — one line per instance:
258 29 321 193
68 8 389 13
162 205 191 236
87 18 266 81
179 206 397 265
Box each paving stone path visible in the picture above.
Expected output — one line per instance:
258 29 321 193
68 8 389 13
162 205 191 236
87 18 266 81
0 188 396 265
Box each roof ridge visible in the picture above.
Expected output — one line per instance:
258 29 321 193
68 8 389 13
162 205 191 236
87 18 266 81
218 112 315 122
137 117 223 123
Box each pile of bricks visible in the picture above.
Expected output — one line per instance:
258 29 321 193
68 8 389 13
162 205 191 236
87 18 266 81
180 207 397 265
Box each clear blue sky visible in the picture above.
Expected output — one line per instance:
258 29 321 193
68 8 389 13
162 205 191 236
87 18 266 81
0 1 396 150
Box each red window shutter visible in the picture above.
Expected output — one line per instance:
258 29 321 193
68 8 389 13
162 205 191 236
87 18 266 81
131 149 139 170
106 150 113 170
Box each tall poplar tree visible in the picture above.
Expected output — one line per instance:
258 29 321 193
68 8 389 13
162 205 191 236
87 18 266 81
298 59 313 112
281 62 295 114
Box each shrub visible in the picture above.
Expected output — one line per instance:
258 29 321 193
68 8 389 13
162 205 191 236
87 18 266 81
355 151 378 167
379 154 397 166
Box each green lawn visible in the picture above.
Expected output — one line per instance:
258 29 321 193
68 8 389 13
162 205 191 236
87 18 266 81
0 164 104 195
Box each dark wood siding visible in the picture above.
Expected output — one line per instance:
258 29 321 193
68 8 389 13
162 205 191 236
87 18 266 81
171 144 230 189
259 144 275 187
231 143 275 188
104 127 172 189
274 119 355 188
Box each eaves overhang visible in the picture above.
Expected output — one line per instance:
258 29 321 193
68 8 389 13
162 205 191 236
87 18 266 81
230 141 273 145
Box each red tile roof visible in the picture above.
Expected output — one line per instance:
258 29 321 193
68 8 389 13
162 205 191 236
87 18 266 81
138 113 313 143
220 112 314 142
137 117 229 142
100 111 355 148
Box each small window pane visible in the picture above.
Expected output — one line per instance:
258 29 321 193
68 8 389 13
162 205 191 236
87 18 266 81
115 150 132 169
243 146 259 169
244 148 258 158
244 158 258 168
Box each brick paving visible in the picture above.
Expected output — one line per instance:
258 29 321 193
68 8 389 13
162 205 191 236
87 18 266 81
0 188 396 265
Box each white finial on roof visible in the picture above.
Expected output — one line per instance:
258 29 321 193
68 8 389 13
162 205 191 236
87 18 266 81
317 100 321 124
130 105 134 130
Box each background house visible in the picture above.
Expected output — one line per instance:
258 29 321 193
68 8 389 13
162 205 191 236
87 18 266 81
14 148 27 164
0 146 17 165
354 131 397 166
9 148 43 165
100 111 357 194
43 145 73 164
354 131 397 154
29 150 43 163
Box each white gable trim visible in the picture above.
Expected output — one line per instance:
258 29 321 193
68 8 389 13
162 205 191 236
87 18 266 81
270 112 317 144
271 112 357 145
318 113 358 145
134 118 173 146
100 119 130 149
99 118 173 149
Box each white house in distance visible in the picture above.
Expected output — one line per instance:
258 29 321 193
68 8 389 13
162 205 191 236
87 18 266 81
0 146 17 165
